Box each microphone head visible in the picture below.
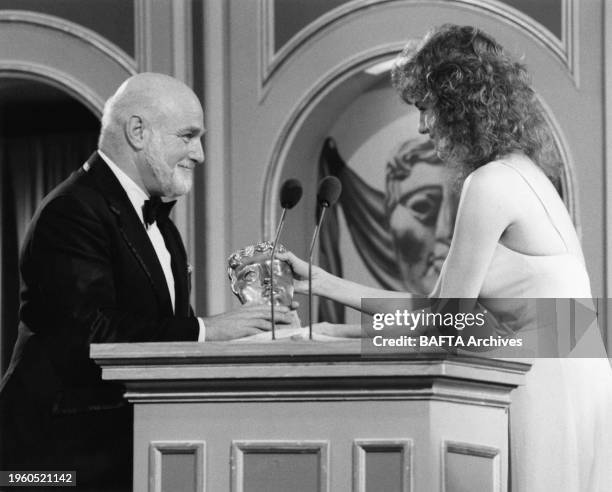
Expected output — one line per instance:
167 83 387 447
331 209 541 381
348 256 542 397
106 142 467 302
280 179 303 209
317 176 342 208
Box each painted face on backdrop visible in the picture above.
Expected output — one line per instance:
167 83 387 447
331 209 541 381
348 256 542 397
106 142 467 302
144 93 205 198
227 242 295 307
385 139 459 295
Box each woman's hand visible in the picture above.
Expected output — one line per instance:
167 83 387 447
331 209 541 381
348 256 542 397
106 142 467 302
277 251 327 296
312 322 362 338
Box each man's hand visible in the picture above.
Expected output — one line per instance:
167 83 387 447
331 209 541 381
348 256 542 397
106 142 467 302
203 303 296 341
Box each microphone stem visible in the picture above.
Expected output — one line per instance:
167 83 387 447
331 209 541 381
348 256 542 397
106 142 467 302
308 206 328 340
270 208 288 340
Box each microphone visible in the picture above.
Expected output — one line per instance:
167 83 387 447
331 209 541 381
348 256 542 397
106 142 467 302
280 179 303 209
308 176 342 339
271 179 302 339
317 176 342 208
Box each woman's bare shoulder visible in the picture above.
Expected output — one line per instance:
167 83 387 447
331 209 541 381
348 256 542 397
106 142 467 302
465 157 537 201
470 159 522 183
458 158 534 226
461 161 519 200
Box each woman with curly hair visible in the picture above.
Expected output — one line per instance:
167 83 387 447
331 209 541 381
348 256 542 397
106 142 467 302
280 24 612 490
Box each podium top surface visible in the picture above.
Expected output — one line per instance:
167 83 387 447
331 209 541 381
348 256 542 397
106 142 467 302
91 340 531 387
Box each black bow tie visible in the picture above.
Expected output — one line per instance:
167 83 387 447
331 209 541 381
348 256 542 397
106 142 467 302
142 196 176 226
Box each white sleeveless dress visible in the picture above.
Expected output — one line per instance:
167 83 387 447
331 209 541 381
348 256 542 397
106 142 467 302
438 156 612 491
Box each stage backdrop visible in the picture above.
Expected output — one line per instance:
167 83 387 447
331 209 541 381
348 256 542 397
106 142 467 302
316 79 567 323
210 0 607 337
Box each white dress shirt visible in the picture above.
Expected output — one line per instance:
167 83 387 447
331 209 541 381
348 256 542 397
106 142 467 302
98 151 205 341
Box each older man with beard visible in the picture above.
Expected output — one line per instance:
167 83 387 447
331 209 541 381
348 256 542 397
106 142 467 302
0 73 291 491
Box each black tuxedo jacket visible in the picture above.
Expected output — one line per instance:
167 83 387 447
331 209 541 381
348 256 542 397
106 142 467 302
0 152 199 482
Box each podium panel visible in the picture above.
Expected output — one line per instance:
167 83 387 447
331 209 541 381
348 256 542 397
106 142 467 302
91 341 529 492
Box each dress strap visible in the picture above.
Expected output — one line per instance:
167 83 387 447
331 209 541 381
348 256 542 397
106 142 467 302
496 159 569 252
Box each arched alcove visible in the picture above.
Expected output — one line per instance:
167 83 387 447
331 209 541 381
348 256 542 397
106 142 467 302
265 51 577 233
0 11 136 375
265 48 577 323
0 78 101 373
0 10 136 113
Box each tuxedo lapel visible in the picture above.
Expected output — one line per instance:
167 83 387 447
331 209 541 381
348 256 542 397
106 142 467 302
158 220 190 317
83 152 174 316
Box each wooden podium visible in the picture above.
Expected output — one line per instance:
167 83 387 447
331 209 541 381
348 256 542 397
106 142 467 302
91 341 530 492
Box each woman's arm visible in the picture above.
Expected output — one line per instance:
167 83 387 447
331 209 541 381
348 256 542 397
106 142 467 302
278 161 517 318
277 251 412 314
436 162 518 298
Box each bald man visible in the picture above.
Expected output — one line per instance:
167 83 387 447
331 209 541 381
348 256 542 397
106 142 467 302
0 73 289 490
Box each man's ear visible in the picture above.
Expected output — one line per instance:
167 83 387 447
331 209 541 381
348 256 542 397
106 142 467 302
125 115 146 150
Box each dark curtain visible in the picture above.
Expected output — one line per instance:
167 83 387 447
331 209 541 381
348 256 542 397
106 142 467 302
317 137 404 323
1 132 98 374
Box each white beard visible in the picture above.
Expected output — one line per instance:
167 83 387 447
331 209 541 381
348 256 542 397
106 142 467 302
144 144 193 198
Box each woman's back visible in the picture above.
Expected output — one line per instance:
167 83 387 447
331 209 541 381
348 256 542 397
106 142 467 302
463 155 611 492
478 153 591 299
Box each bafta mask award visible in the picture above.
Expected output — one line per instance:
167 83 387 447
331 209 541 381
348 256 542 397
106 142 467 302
227 241 295 306
227 241 301 334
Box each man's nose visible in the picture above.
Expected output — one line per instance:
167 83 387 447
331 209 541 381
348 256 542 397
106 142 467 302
190 139 205 164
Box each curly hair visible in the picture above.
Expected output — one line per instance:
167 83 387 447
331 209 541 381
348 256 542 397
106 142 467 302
391 24 560 179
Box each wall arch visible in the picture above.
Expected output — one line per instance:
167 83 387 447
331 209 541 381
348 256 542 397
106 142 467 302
259 0 578 95
262 46 579 240
0 11 137 373
262 44 403 237
0 10 137 114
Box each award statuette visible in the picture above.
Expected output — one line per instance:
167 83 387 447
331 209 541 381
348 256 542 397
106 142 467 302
227 241 301 332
